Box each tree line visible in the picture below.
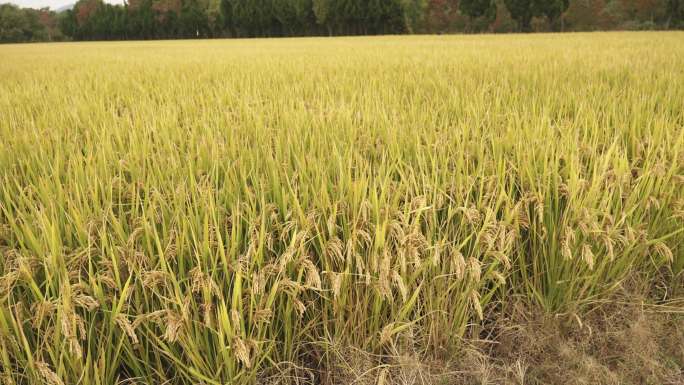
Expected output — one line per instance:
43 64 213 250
1 0 683 43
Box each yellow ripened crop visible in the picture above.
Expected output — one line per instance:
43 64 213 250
0 32 682 384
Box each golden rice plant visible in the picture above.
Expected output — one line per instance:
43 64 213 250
0 32 682 384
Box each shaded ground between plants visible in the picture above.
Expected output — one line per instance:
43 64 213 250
268 294 683 385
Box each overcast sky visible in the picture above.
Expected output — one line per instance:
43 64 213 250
7 0 122 10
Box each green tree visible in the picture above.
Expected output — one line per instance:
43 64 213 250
312 0 331 33
273 0 313 35
204 0 224 37
0 4 29 42
400 0 427 33
459 0 496 31
220 0 237 35
503 0 536 31
0 3 53 42
535 0 569 30
367 0 404 34
127 0 155 39
178 0 209 38
667 0 684 27
460 0 496 18
58 9 78 38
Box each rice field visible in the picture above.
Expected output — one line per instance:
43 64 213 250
0 32 683 384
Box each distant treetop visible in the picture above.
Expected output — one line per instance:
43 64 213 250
0 0 682 43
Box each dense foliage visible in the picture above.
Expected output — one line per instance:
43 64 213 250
1 33 683 384
0 3 62 42
0 0 683 42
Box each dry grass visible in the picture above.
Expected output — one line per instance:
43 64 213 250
257 298 684 385
452 298 684 385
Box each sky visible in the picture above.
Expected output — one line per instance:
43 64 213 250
7 0 122 10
